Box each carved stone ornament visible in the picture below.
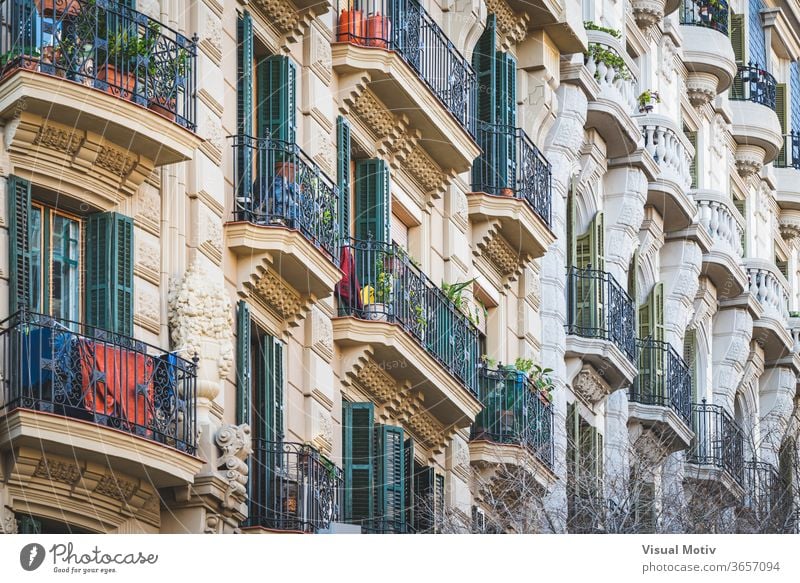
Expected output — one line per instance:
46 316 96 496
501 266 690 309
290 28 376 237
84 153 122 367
1 508 18 534
215 424 253 511
686 72 718 108
168 261 234 377
572 365 611 406
631 0 665 33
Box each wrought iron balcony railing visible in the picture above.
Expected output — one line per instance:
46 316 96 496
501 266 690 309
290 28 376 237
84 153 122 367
679 0 729 34
471 366 554 469
337 239 480 396
0 310 197 454
565 266 637 362
247 440 343 533
775 131 800 170
0 0 197 129
335 0 476 136
472 123 552 227
743 460 781 513
631 338 692 424
730 64 777 109
232 134 339 264
686 400 745 487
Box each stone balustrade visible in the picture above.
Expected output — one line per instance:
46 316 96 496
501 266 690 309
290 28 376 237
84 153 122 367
746 260 789 322
585 31 639 115
639 114 694 189
696 192 744 259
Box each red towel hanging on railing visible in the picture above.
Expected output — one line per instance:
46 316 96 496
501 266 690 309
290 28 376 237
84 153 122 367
336 246 362 311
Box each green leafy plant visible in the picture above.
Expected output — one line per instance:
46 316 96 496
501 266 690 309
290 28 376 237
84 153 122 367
586 43 631 81
0 46 40 68
790 311 800 318
529 364 555 403
638 90 661 109
480 354 497 368
442 278 486 327
584 21 622 38
514 358 535 374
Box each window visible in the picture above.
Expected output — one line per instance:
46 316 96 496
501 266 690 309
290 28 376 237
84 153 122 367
566 401 604 533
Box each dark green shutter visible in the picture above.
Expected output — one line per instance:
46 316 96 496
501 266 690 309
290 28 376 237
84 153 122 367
776 84 787 166
730 14 745 99
343 402 374 527
496 52 517 189
353 159 390 243
18 515 41 534
683 329 697 402
404 437 415 531
269 337 284 442
686 131 698 188
375 424 406 533
237 13 253 193
236 301 251 426
567 178 576 267
85 212 133 335
8 175 31 315
413 464 435 532
257 55 296 143
434 473 445 533
472 15 497 126
337 115 351 241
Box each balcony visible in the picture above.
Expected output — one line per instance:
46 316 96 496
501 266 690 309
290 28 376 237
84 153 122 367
638 114 696 230
746 259 792 361
0 311 201 492
468 123 555 265
226 135 342 302
584 30 641 157
565 267 638 391
244 440 343 534
470 367 555 489
334 240 482 430
0 0 200 177
729 65 783 169
774 131 800 170
738 460 797 532
333 0 479 172
629 338 693 454
695 192 747 298
685 401 744 501
679 0 736 105
502 0 587 53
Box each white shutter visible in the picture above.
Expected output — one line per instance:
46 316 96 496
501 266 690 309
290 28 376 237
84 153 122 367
391 212 409 250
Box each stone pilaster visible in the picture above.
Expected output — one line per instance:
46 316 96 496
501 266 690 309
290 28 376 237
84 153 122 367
758 366 797 467
712 306 754 412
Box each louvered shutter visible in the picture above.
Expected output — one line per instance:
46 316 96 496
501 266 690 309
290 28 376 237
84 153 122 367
343 402 374 527
683 329 697 402
496 52 517 190
18 515 41 534
375 424 406 533
636 482 656 533
237 13 254 196
404 437 415 531
567 178 576 266
8 175 31 315
567 401 578 479
471 15 497 193
257 55 296 143
434 473 445 533
85 212 133 335
266 336 284 442
574 212 604 335
594 430 604 491
590 211 605 271
730 14 745 99
413 464 435 533
236 301 251 426
686 131 698 188
337 115 351 241
776 84 788 166
733 197 746 253
353 159 390 244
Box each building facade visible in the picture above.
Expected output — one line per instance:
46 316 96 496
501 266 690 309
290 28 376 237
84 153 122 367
0 0 798 534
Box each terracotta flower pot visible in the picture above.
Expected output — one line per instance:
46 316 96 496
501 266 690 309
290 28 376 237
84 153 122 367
337 9 366 45
97 64 136 100
35 0 81 19
275 161 297 182
40 46 65 77
500 187 514 197
148 96 177 121
366 14 391 48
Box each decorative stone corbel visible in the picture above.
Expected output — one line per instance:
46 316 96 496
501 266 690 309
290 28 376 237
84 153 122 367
215 424 253 512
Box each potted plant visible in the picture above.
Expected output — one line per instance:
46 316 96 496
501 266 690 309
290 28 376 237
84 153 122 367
530 364 555 405
361 259 393 320
0 47 40 74
366 11 391 48
146 45 189 122
638 90 661 113
35 0 82 19
337 1 366 44
97 27 140 99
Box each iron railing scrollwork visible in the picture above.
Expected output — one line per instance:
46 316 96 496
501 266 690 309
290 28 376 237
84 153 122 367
775 131 800 170
335 0 476 136
247 439 343 532
0 0 197 129
730 63 777 109
472 122 552 227
565 266 637 362
0 310 197 453
471 366 554 469
679 0 729 34
337 239 480 396
631 337 692 425
686 400 745 487
232 134 340 265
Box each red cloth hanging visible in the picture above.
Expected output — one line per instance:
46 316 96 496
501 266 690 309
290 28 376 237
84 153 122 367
79 340 154 434
336 246 362 311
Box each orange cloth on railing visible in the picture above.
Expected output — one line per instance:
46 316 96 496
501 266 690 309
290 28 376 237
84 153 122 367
78 340 154 431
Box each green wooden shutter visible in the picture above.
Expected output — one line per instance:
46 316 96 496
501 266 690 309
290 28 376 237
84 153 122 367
594 430 604 492
730 14 746 64
686 131 698 188
683 329 697 402
496 52 517 189
337 115 351 241
413 464 435 533
375 424 406 533
574 212 604 334
343 402 374 527
733 197 746 254
652 282 664 343
567 401 578 479
237 13 253 195
590 212 605 271
473 14 497 125
635 482 656 533
85 212 133 335
257 55 296 143
269 337 284 442
434 473 445 533
353 159 390 243
18 515 41 534
567 179 576 267
236 301 251 426
628 250 639 326
776 84 788 166
8 175 31 315
404 437 415 532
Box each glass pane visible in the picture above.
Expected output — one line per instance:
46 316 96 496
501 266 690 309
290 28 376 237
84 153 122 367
29 207 42 313
51 214 80 323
